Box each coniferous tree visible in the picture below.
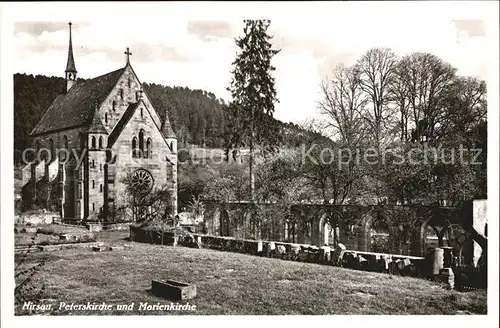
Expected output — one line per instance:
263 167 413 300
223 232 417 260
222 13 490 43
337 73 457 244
225 19 281 201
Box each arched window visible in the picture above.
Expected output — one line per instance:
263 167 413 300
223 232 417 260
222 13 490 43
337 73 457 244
138 129 144 158
99 136 103 149
119 88 124 100
140 108 143 118
112 101 116 111
128 77 131 88
92 203 95 212
61 135 69 161
100 184 103 193
105 113 108 124
63 135 69 149
132 137 137 157
92 160 95 168
91 136 96 149
146 138 152 158
79 133 85 150
49 138 54 158
92 180 95 189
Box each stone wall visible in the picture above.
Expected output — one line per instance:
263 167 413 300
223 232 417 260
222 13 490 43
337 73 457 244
128 225 427 277
24 126 88 219
15 210 60 225
201 201 483 263
111 99 176 216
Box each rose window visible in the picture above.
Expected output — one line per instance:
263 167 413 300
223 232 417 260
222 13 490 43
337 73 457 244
131 168 154 195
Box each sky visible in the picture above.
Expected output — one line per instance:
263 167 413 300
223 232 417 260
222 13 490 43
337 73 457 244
7 1 498 125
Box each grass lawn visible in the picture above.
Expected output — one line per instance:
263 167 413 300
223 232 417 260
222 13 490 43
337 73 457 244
15 232 487 315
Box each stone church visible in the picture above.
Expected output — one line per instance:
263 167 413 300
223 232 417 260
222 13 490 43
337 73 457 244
22 22 178 222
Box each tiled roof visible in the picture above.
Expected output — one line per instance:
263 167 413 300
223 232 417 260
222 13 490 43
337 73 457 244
30 67 125 136
107 101 140 147
88 110 108 134
161 116 177 139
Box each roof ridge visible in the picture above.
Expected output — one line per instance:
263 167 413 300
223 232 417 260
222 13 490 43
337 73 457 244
85 67 125 83
31 67 126 136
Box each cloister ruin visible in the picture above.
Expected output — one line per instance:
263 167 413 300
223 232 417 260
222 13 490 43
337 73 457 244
201 199 487 266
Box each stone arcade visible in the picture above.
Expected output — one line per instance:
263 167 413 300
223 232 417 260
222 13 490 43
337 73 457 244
202 200 487 264
21 23 178 221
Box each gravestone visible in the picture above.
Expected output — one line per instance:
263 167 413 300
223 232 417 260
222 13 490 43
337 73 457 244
439 268 455 289
432 248 444 276
290 244 301 260
266 242 276 257
276 245 286 258
333 243 346 266
257 241 263 254
320 246 332 263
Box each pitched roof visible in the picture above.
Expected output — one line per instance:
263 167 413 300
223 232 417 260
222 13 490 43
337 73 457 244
30 67 125 136
107 101 140 147
88 110 108 134
161 116 177 139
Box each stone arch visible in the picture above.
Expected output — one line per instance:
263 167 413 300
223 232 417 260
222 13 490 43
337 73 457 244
419 215 452 256
318 213 334 246
219 208 231 237
360 208 393 252
242 209 260 239
284 211 298 243
292 209 307 244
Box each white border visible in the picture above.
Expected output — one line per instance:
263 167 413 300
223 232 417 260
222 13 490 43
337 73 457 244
1 2 499 328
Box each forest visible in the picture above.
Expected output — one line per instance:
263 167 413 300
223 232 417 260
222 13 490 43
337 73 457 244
13 73 319 159
13 72 324 208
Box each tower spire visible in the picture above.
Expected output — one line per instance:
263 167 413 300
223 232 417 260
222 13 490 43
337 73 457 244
65 22 77 92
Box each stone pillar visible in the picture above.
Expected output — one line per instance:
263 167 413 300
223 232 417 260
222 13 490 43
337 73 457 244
60 163 66 218
432 248 444 276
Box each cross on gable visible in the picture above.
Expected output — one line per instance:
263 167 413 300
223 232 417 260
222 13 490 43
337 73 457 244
124 47 132 63
137 89 144 100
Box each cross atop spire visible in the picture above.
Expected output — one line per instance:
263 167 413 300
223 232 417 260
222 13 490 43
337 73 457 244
65 22 77 73
124 47 132 64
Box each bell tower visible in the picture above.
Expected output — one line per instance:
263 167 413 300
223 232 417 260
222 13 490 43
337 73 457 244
65 22 77 92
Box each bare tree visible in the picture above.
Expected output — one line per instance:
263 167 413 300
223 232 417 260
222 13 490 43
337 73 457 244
439 76 487 142
117 174 175 224
356 48 398 149
397 52 457 142
318 64 368 148
389 60 412 142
